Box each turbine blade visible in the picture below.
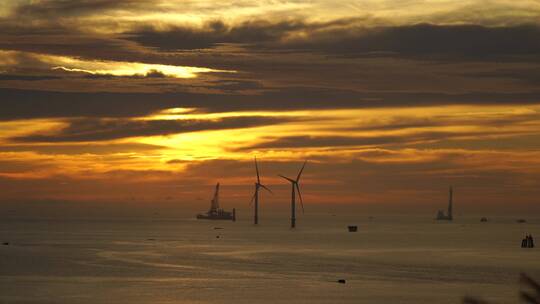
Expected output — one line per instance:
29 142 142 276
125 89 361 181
260 184 273 194
278 174 295 183
255 157 260 184
295 183 304 214
296 160 307 181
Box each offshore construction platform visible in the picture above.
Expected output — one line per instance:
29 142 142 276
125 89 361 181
197 183 236 221
195 159 309 227
436 186 453 221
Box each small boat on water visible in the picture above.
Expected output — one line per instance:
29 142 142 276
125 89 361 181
196 183 236 221
348 226 358 232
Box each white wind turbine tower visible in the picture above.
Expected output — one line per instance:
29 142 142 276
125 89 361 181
250 157 272 225
279 161 307 229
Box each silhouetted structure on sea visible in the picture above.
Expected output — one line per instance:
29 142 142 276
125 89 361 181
197 183 236 221
279 161 307 228
521 234 535 248
436 186 453 221
250 157 272 225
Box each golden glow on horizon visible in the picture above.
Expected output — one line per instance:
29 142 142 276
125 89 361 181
4 104 539 166
0 119 66 143
1 104 540 204
134 104 540 165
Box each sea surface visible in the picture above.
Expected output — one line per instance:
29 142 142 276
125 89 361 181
1 212 539 304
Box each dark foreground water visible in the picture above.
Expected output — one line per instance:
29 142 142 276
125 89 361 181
1 213 539 304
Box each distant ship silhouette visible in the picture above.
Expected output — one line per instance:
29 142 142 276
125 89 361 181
197 183 236 221
436 186 453 221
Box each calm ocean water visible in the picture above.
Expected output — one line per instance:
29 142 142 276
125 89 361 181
1 212 539 304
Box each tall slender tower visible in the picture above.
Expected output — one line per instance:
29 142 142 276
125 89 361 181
447 186 453 220
291 183 296 228
250 157 271 225
254 185 259 224
279 161 306 229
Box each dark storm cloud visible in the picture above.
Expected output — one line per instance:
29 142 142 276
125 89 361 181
2 88 540 121
0 23 146 65
2 18 540 122
12 116 295 142
82 69 169 79
461 68 540 85
208 80 264 92
12 0 146 18
125 19 308 51
0 89 168 120
2 16 540 88
0 74 61 81
0 34 142 64
0 143 164 155
126 21 540 60
284 23 540 60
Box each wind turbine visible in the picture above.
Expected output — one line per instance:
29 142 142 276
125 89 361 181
250 157 272 225
279 161 307 229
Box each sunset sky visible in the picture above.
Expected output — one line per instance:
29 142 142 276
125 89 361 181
1 0 540 212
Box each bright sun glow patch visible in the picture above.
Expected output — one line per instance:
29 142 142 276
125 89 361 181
21 52 235 78
144 108 309 121
0 50 234 79
49 58 233 78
